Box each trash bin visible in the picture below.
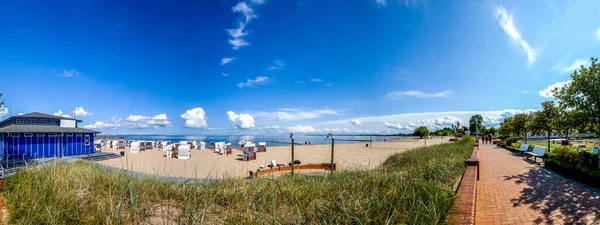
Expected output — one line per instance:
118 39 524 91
366 143 369 147
120 151 125 156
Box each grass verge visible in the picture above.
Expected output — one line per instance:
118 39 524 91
3 137 474 224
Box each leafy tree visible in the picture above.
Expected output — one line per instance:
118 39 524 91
488 127 497 136
513 113 532 142
554 57 600 133
498 117 514 139
555 108 587 139
529 101 559 151
413 126 430 138
469 114 484 136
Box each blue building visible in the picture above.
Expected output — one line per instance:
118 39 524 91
0 112 101 160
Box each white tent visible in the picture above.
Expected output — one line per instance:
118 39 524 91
243 143 256 161
130 142 141 153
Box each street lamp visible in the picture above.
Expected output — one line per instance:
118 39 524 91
326 134 335 173
290 133 295 176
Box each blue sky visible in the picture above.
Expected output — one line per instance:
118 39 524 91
1 0 600 134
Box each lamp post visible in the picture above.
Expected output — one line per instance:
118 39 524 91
290 133 295 176
327 134 335 173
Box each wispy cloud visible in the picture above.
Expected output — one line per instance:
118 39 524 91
268 60 285 70
254 108 338 121
375 0 421 7
73 107 92 116
226 1 265 50
595 27 600 41
237 76 269 88
386 90 452 99
539 80 571 98
221 57 235 65
309 78 323 83
84 113 172 129
229 38 249 50
222 73 229 77
521 90 528 94
495 6 536 64
563 58 590 72
375 0 387 6
0 106 9 120
61 69 79 78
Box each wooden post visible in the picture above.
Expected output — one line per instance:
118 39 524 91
291 133 295 177
327 134 335 173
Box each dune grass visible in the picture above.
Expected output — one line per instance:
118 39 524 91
3 137 474 224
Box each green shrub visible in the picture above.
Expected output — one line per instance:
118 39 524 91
505 137 518 146
545 147 600 189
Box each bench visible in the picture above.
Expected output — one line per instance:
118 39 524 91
526 146 546 162
515 143 529 155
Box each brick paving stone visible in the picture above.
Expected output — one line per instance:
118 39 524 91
475 144 600 225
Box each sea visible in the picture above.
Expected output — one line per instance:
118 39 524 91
100 134 411 147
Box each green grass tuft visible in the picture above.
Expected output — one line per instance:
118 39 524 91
3 137 474 224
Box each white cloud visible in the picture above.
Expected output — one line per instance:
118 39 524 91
376 0 387 6
53 110 72 118
324 109 535 132
61 69 79 78
232 2 256 23
349 119 361 127
495 6 536 64
385 122 409 130
73 107 92 117
222 73 229 77
84 113 172 129
521 90 528 94
252 0 266 4
254 108 338 121
539 80 571 98
595 27 600 42
17 113 24 116
227 22 248 39
309 78 323 83
563 59 590 73
227 111 255 129
327 83 332 87
180 107 208 129
268 60 285 70
237 76 269 88
285 125 317 133
221 57 235 65
0 107 8 119
229 38 249 50
386 90 452 99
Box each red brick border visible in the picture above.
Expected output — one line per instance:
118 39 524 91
448 145 479 225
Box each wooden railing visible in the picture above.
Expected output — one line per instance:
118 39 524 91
248 163 336 178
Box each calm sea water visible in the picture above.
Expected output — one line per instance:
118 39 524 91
103 134 409 147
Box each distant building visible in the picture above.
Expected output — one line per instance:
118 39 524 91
0 112 101 160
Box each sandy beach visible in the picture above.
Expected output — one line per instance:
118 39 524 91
96 137 451 179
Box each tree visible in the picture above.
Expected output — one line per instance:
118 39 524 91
488 127 497 136
555 108 587 139
513 113 533 142
498 117 514 139
469 114 484 136
413 126 430 138
529 101 559 151
554 57 600 133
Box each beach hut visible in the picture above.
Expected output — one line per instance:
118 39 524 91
209 141 216 150
130 141 141 153
118 140 126 149
225 143 232 155
165 144 174 158
178 144 191 160
257 142 267 152
215 142 225 153
243 143 256 161
199 141 206 150
126 140 134 147
145 141 153 150
139 140 146 151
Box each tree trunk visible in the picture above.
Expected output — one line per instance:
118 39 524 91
547 130 551 153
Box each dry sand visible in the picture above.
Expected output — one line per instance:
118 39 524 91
96 137 451 179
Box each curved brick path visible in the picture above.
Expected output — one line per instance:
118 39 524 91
475 144 600 225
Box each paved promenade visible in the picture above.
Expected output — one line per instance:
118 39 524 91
475 144 600 225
